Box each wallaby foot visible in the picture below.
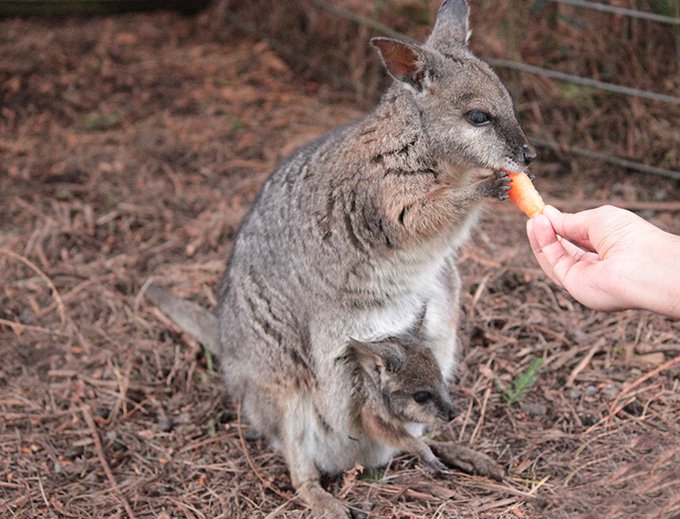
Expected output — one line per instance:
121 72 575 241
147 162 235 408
426 441 504 481
297 481 367 519
283 408 367 518
425 456 447 476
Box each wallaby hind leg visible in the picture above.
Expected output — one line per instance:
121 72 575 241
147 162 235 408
281 407 367 519
295 478 367 519
426 440 504 481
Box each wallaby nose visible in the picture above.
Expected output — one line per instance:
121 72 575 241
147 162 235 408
522 144 537 165
440 404 458 422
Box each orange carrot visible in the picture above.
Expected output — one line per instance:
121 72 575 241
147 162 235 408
506 171 546 218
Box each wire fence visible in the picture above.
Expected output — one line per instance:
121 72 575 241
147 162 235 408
228 0 680 181
551 0 680 26
308 0 680 105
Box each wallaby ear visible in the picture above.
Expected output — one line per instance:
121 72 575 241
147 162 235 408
426 0 471 52
409 304 428 338
371 37 429 90
347 338 404 374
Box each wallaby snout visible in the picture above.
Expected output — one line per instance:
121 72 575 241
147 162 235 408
437 400 458 422
522 144 537 166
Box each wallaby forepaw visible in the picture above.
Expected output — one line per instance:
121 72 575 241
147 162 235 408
349 507 368 519
428 441 504 481
479 170 511 200
425 457 447 476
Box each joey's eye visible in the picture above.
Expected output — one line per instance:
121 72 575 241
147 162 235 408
465 110 492 126
413 391 433 404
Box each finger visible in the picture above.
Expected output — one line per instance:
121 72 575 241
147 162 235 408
533 214 581 287
527 216 564 287
543 205 595 252
559 236 599 263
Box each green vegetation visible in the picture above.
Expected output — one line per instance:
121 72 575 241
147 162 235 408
358 466 385 481
82 112 123 131
497 358 544 405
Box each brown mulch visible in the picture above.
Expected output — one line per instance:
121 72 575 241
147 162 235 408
2 3 679 518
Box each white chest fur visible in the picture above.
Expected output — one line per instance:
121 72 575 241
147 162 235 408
349 252 460 380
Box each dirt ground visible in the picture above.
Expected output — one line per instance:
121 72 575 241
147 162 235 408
2 5 680 519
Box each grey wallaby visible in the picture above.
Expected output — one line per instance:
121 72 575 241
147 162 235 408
148 0 534 517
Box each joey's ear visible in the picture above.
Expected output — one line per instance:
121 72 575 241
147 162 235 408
426 0 471 52
347 339 405 374
371 37 430 91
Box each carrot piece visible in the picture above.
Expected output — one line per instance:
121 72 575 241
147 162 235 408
506 171 546 218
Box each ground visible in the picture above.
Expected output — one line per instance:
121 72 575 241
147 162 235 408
1 6 680 519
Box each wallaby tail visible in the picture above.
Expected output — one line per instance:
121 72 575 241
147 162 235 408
144 284 219 353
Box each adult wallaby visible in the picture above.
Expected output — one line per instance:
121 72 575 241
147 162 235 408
151 0 534 516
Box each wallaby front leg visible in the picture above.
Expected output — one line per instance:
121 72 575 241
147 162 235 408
426 440 504 481
398 436 447 475
385 170 511 243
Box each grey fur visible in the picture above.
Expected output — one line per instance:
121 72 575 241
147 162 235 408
428 0 471 51
144 284 219 352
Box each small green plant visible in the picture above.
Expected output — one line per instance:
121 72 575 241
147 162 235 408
557 83 596 109
204 343 214 372
229 116 246 132
496 358 543 405
358 467 384 482
82 112 122 131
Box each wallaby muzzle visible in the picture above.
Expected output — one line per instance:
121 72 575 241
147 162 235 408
438 400 458 422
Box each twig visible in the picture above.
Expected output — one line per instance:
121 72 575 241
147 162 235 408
82 405 137 519
458 398 475 443
457 475 541 499
133 276 155 313
469 384 492 445
608 355 680 417
0 248 68 329
35 477 50 512
566 339 603 387
0 318 69 337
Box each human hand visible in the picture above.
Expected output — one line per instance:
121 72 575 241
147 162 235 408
526 205 680 318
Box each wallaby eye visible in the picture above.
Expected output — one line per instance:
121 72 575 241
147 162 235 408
465 110 492 126
413 391 433 404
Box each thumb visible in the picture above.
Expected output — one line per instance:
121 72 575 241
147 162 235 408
533 215 580 287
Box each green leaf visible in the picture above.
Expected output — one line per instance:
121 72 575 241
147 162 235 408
503 358 543 405
204 343 214 373
358 467 384 481
82 112 122 131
